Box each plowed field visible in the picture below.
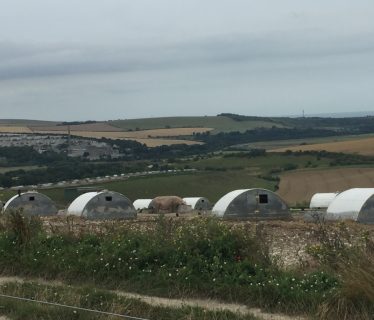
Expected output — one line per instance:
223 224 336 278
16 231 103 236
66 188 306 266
278 167 374 204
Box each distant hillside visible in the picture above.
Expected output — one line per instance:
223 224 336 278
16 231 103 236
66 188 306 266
276 115 374 131
307 110 374 118
0 119 60 127
110 113 374 134
110 116 286 133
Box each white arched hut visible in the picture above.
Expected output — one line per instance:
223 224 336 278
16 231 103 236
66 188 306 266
67 191 136 219
3 191 57 216
309 192 339 209
212 188 289 219
133 199 152 212
183 197 211 211
326 188 374 223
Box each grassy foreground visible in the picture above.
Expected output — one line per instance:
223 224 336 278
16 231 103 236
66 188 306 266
0 213 372 319
0 214 332 316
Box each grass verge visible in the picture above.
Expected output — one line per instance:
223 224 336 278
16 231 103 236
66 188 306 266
0 281 258 320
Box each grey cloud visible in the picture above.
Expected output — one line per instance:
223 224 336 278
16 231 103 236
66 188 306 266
1 32 374 82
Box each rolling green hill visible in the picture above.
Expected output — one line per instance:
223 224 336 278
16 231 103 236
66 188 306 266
109 116 285 133
0 119 59 126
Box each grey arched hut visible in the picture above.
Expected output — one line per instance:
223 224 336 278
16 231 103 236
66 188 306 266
212 188 289 218
183 197 211 211
67 191 136 219
326 188 374 223
3 191 57 216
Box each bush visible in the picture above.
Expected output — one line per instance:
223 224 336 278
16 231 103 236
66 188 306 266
282 163 298 171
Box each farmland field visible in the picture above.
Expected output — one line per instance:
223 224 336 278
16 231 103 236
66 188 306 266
278 167 374 204
0 119 58 126
58 127 212 138
183 153 331 171
271 136 374 156
129 138 203 147
239 133 374 151
0 127 210 147
0 153 330 207
33 171 275 207
34 128 211 146
0 126 33 133
34 124 212 136
110 116 285 133
33 122 122 132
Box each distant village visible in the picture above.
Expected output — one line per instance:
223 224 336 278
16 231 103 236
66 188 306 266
0 133 121 161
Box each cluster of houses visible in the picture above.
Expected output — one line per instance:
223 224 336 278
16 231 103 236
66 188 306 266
1 187 373 223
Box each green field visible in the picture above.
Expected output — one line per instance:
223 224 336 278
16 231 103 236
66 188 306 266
0 153 332 208
110 116 285 133
35 171 273 208
181 153 331 171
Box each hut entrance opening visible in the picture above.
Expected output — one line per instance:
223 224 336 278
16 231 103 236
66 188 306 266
259 194 268 204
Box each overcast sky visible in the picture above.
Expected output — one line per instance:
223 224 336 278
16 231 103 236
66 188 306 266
1 0 374 121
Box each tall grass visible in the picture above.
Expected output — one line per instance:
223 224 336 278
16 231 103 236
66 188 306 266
307 221 374 319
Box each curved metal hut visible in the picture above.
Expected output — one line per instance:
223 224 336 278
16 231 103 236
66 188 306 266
3 191 57 216
212 188 289 219
67 190 136 219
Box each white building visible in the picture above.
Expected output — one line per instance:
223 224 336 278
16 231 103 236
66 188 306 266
310 193 339 209
183 197 211 211
326 188 374 223
133 199 152 212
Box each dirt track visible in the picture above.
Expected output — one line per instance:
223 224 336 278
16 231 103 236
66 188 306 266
0 276 306 320
278 167 374 204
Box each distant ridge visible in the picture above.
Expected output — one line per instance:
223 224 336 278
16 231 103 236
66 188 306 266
302 111 374 118
1 111 374 125
0 119 59 126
